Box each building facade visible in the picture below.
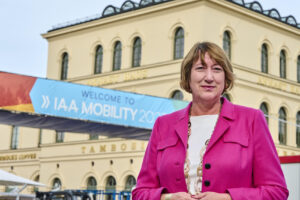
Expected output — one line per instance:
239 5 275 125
1 0 300 194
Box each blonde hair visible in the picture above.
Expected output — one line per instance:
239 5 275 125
180 41 234 93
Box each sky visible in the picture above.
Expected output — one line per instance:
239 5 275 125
0 0 299 78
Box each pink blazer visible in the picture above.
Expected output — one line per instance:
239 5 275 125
132 98 288 200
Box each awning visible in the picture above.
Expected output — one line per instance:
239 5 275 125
0 169 44 186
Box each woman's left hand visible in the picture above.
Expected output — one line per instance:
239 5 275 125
192 192 232 200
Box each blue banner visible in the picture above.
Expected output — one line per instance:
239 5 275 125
29 79 189 129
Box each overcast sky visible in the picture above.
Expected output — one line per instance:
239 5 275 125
0 0 299 78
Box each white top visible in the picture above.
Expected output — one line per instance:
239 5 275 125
187 114 218 194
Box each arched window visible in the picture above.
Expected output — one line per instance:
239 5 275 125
124 175 136 191
94 45 103 74
268 9 281 19
52 178 62 190
132 37 142 67
259 102 269 124
11 126 19 149
105 176 116 200
174 27 184 59
102 6 118 17
87 176 97 190
113 41 122 71
223 93 231 102
296 111 300 147
297 55 300 83
140 0 153 7
61 52 68 80
261 44 268 73
280 50 286 78
171 90 184 100
223 31 231 60
278 107 287 145
33 175 40 192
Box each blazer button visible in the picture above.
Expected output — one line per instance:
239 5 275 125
176 178 180 182
204 180 210 186
205 163 211 169
175 161 180 166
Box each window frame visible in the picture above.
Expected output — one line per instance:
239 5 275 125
279 50 286 79
94 45 103 74
278 107 287 145
297 55 300 83
61 52 68 80
223 31 231 60
296 111 300 147
259 102 269 125
11 126 19 149
173 27 184 60
132 37 142 67
261 44 268 73
56 131 64 143
87 176 97 190
113 41 122 71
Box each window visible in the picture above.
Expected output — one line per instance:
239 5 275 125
52 178 62 190
33 175 40 192
102 6 117 16
223 93 231 102
140 0 152 6
61 52 68 80
94 45 103 74
278 107 287 145
113 41 122 71
296 111 300 147
89 134 98 140
38 129 42 147
171 90 183 100
11 126 19 149
259 102 269 124
279 50 286 78
297 55 300 83
124 175 136 191
105 176 116 200
123 175 136 199
87 177 97 190
261 44 268 73
56 131 64 143
174 27 184 59
132 37 142 67
223 31 231 59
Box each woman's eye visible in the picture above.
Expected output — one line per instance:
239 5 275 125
214 67 223 71
196 66 204 70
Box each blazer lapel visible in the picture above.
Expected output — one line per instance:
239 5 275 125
206 98 235 154
174 103 192 149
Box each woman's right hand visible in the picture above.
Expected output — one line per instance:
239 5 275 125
161 192 197 200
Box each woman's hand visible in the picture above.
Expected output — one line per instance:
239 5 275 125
161 192 198 200
192 192 232 200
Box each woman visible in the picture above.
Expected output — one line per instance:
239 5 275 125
132 42 288 200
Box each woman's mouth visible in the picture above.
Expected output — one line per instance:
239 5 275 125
201 85 215 90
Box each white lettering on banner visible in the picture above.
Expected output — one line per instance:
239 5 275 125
57 98 68 111
41 95 50 108
41 97 166 125
81 102 138 120
69 100 78 112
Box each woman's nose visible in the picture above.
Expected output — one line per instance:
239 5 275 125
204 69 213 81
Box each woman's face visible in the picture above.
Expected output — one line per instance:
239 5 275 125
189 52 225 103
